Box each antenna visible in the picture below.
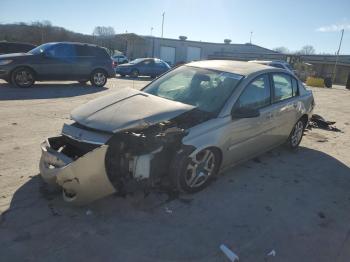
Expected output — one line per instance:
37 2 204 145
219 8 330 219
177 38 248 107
161 12 165 38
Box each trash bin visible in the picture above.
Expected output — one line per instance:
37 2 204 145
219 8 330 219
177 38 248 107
324 77 332 88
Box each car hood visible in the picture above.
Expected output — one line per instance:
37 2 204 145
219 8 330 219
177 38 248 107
0 52 32 59
70 87 195 133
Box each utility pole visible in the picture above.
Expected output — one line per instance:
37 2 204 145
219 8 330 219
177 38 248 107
332 28 344 82
161 12 165 38
249 31 253 44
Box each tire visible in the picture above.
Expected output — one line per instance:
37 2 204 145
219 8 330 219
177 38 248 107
11 67 35 88
130 69 139 78
90 69 107 87
78 81 88 85
170 148 221 193
119 74 125 77
287 119 305 149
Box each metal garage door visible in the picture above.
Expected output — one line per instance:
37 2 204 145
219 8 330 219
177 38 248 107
187 46 201 62
160 46 176 66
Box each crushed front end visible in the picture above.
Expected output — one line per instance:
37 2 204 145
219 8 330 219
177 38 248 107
39 121 187 205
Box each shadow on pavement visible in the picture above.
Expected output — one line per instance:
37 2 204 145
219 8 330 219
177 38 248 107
0 82 107 100
1 147 350 261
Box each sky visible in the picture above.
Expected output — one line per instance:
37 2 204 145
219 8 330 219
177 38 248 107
1 0 350 54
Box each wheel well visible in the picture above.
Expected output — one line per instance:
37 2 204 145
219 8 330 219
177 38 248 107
207 146 223 170
300 114 309 126
91 68 108 75
11 66 37 79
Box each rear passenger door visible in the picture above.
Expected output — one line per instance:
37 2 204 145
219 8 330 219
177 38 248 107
138 59 154 76
75 45 94 79
269 73 300 141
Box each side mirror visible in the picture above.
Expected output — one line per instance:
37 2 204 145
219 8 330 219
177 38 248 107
231 107 260 119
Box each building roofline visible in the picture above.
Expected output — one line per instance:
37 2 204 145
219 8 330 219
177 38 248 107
121 33 278 54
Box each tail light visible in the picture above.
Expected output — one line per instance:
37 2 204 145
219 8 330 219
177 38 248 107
112 61 117 68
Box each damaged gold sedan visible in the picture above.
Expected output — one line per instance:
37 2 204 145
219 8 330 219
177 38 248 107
40 60 314 205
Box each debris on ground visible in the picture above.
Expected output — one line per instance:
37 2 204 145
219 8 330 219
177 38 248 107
308 114 342 132
220 244 239 261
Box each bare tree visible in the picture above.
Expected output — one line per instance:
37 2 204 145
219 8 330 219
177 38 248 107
273 46 290 54
93 26 115 37
92 26 116 54
297 45 316 55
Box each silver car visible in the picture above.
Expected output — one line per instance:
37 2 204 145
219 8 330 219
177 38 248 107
39 60 314 205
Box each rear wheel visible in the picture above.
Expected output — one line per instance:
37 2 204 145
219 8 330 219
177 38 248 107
90 70 107 87
287 119 305 149
11 67 35 88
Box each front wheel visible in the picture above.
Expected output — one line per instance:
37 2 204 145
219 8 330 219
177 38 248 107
11 67 35 88
90 70 107 87
171 148 220 193
287 119 305 149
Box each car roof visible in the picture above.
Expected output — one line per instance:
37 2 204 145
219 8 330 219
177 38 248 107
46 42 101 48
186 60 275 76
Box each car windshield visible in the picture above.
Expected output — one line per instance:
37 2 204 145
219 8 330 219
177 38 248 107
28 43 56 55
129 58 145 64
143 66 243 113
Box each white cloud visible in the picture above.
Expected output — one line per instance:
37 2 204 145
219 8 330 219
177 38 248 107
316 23 350 32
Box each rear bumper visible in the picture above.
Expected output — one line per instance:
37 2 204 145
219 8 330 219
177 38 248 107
39 137 116 205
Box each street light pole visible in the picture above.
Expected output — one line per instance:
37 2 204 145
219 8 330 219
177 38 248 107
161 12 165 38
249 31 253 44
332 28 345 83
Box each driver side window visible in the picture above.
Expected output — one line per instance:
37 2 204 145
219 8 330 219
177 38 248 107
236 74 271 110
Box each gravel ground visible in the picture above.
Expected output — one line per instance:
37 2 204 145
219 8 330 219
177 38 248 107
0 78 349 262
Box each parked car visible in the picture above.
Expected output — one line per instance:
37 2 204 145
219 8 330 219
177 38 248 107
0 42 115 88
0 41 36 55
115 58 170 78
248 60 295 74
39 60 314 204
111 54 128 65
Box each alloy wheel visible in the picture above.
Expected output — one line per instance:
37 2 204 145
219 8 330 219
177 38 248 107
291 121 304 147
185 149 216 188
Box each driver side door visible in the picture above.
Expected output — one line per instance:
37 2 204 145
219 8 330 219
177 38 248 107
226 74 278 164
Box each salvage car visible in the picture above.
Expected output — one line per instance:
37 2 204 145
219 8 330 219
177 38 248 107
39 60 314 204
115 58 170 78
